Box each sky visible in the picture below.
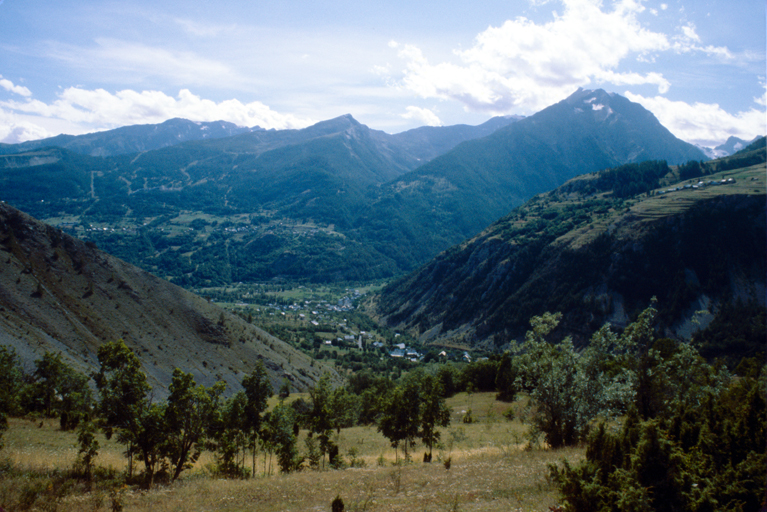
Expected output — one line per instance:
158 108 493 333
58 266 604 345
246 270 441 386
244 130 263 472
0 0 764 148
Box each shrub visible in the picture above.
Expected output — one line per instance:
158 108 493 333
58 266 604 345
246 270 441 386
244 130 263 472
551 369 766 511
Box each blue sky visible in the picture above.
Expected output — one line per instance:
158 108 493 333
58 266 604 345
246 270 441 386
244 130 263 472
0 0 764 147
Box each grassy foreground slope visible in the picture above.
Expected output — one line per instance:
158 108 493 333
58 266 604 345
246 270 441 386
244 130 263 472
0 392 579 512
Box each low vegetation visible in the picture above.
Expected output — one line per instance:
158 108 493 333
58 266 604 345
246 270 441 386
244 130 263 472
0 305 762 511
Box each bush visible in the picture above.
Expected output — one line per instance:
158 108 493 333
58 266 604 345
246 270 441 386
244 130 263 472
551 371 766 511
332 494 345 512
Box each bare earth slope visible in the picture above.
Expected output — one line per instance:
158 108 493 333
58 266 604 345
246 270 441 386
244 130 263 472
0 202 330 396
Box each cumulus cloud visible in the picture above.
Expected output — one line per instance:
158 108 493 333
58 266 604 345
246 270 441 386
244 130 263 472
0 77 32 97
625 92 765 147
402 106 442 126
389 0 731 114
0 111 52 143
0 87 315 143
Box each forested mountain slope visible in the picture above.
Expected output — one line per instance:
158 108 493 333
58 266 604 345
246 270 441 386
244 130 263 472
0 202 331 397
358 89 708 268
372 143 765 360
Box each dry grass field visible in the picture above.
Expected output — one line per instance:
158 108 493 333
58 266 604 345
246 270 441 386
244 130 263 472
0 392 584 511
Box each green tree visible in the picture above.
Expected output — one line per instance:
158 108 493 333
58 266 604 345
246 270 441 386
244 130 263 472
378 373 422 463
242 361 273 477
551 366 764 511
308 372 335 468
418 374 450 462
74 420 99 483
0 346 24 450
212 391 250 478
28 351 92 428
515 312 581 447
57 370 93 431
93 340 163 487
330 387 360 430
278 378 291 400
515 307 655 447
133 402 168 487
435 364 460 397
264 403 299 473
31 351 68 417
494 351 517 402
164 369 225 481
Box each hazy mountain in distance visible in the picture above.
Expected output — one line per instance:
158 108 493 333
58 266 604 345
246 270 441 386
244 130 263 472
0 118 260 157
389 115 523 165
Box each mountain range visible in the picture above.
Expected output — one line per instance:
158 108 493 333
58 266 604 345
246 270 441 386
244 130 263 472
698 135 762 159
0 90 762 386
355 88 708 267
0 118 262 157
0 89 709 285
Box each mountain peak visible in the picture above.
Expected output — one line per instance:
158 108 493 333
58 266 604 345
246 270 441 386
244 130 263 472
562 88 618 112
304 114 366 136
565 87 609 102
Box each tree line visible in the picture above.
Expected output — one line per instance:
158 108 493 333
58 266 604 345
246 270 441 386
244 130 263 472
0 340 451 488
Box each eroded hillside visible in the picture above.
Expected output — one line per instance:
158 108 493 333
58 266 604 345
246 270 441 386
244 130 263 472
372 145 766 355
0 203 333 396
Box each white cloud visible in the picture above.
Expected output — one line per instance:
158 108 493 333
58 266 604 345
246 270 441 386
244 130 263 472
389 0 731 115
0 110 52 143
402 106 442 126
596 69 670 93
680 23 701 43
754 83 767 108
671 23 733 59
0 87 315 142
372 64 391 77
0 77 32 97
625 92 765 147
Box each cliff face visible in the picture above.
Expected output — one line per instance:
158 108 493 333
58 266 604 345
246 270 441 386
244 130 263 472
0 203 331 397
373 163 766 353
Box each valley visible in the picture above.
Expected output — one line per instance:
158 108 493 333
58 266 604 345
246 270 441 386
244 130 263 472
0 91 763 512
0 91 763 382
